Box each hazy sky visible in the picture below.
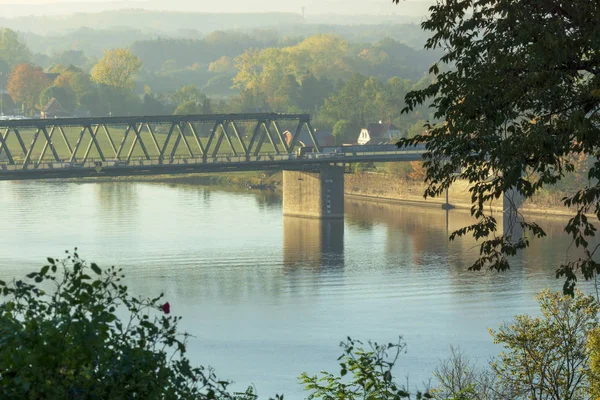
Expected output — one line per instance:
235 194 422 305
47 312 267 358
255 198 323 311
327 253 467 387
0 0 434 16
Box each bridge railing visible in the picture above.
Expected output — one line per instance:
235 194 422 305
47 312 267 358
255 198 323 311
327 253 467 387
0 145 426 169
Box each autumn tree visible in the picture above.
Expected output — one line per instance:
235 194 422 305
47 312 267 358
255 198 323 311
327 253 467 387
0 28 30 67
490 289 598 398
588 328 600 399
396 0 600 292
408 162 427 182
91 48 142 91
208 56 236 75
7 63 51 115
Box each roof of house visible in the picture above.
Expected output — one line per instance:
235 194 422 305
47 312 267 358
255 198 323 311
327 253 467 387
42 98 68 115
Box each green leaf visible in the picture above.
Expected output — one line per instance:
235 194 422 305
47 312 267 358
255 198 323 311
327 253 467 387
47 257 55 264
40 265 49 276
91 263 102 275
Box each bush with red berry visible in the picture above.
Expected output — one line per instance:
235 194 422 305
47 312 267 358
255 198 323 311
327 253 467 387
0 250 257 399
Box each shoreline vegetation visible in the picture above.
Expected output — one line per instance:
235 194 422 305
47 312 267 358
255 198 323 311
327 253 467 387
57 169 576 218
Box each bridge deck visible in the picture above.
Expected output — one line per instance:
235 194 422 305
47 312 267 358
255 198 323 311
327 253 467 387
0 146 425 180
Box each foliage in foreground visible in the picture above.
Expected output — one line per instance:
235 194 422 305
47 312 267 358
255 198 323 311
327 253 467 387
491 289 598 399
396 0 600 293
2 254 599 400
300 337 432 399
0 251 258 399
302 290 600 400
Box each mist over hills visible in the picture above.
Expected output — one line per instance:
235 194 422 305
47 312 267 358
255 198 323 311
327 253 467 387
0 0 432 19
0 0 437 127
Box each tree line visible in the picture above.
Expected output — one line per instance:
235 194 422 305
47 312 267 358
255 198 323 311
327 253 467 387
0 27 432 143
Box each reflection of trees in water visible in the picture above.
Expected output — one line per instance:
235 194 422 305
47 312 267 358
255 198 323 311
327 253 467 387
346 199 461 258
4 181 77 204
345 198 598 288
122 260 288 304
202 189 211 205
519 215 598 279
95 183 138 217
161 183 212 206
283 216 344 271
254 191 282 211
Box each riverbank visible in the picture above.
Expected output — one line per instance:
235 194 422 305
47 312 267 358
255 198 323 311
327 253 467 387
66 171 283 189
344 172 576 218
62 169 574 217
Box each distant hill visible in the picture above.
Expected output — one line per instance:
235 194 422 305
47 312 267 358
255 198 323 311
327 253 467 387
0 10 304 36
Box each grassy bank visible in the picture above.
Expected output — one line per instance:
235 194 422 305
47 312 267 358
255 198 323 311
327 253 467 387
63 170 283 188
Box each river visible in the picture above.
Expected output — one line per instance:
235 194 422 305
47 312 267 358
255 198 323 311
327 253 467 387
0 180 593 398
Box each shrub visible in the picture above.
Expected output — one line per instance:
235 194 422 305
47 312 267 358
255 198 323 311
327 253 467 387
300 337 432 399
0 250 256 399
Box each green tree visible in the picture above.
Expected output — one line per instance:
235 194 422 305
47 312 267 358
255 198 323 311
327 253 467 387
91 48 142 91
321 74 369 126
142 93 166 115
490 289 598 399
0 28 30 67
0 58 10 75
95 84 141 117
39 85 76 112
332 119 360 145
0 251 259 399
174 99 211 115
272 74 302 112
0 92 15 115
49 50 88 69
299 72 333 113
171 85 211 115
300 337 431 399
396 0 600 292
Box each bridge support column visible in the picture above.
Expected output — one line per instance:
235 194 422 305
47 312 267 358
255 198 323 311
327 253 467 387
283 164 344 219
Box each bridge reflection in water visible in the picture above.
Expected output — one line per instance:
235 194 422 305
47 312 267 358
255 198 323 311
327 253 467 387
283 217 344 269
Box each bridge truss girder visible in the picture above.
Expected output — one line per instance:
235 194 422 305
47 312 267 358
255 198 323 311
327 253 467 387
0 113 319 168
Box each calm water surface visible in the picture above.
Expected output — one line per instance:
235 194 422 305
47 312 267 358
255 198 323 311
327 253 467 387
0 181 591 398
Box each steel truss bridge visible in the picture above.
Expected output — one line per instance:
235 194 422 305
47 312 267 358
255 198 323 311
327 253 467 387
0 113 425 180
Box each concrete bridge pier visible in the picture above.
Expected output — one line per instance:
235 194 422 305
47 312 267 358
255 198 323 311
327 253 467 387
282 164 344 219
